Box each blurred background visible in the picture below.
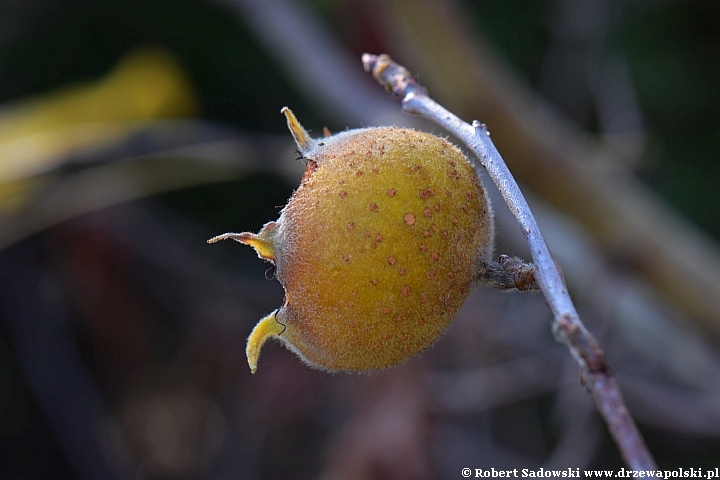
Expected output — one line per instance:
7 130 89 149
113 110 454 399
0 0 719 478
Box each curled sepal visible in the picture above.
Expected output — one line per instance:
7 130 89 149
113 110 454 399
246 310 285 373
207 221 279 261
281 106 317 155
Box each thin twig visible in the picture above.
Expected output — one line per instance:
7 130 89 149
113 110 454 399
363 53 656 471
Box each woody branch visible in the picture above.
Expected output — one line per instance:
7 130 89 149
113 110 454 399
362 53 656 471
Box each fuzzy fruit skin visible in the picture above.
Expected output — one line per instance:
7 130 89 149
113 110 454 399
211 109 494 372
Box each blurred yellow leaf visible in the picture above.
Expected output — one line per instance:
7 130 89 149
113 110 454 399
0 47 198 185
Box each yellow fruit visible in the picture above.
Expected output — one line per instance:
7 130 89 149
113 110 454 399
209 108 494 372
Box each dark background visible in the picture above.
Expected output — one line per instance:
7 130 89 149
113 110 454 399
0 0 719 478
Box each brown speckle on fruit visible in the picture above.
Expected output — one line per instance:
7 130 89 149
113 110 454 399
210 107 494 373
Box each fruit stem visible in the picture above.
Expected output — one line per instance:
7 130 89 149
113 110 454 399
478 255 539 291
